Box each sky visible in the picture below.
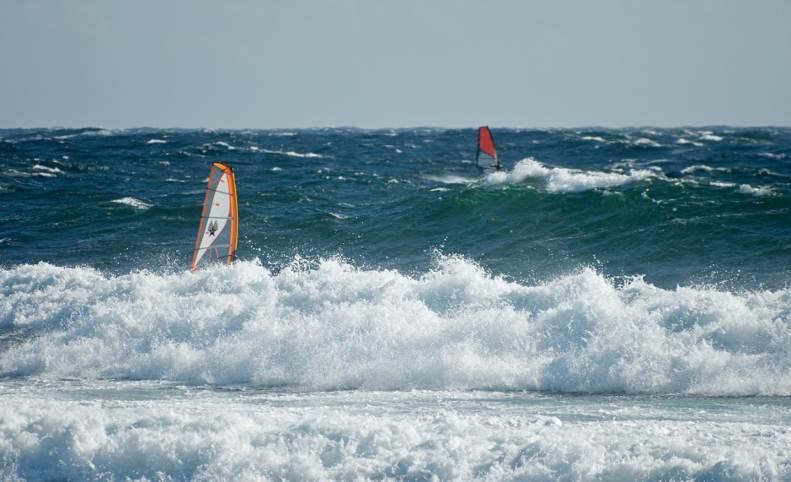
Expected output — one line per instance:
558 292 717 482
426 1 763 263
1 0 790 129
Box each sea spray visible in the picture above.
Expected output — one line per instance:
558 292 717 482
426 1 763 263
2 257 788 395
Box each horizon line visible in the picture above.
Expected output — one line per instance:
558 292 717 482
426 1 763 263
2 123 791 131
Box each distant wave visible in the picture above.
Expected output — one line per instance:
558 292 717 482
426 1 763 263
700 132 724 142
738 184 777 197
327 211 348 220
676 137 704 147
3 168 58 178
111 197 152 209
710 181 737 188
485 158 658 193
32 164 64 175
759 152 787 160
580 135 607 143
631 137 662 147
53 128 117 140
1 258 789 395
681 164 731 174
262 148 326 159
146 139 167 144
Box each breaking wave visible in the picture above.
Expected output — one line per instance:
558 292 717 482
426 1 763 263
484 158 658 193
262 148 326 159
681 164 731 174
738 184 778 197
1 257 789 395
110 197 152 210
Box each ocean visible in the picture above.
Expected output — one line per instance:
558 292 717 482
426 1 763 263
1 127 789 480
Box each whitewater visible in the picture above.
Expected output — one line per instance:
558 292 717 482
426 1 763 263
1 127 790 480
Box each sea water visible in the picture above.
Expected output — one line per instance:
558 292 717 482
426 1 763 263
1 127 789 480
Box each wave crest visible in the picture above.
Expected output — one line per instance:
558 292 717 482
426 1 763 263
484 158 658 193
1 258 789 395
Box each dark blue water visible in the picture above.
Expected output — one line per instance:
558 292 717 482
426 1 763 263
1 127 789 288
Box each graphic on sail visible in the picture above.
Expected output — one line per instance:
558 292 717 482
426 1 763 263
191 162 238 270
476 126 501 170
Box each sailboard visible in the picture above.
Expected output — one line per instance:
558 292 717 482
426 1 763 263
476 126 501 171
190 162 238 271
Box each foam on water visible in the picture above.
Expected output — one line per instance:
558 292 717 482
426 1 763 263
262 148 326 158
760 152 787 160
3 168 56 178
484 158 658 193
31 164 64 175
423 174 476 185
632 138 662 147
738 184 777 197
214 141 236 150
711 181 737 188
1 258 789 395
700 133 725 142
580 135 607 143
110 197 153 209
676 137 704 147
2 387 788 481
681 164 731 174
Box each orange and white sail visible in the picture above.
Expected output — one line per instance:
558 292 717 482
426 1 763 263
476 126 501 170
191 162 238 270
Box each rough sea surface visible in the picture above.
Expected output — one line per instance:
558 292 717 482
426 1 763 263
1 127 790 480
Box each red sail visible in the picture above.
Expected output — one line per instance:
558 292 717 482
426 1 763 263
478 126 497 158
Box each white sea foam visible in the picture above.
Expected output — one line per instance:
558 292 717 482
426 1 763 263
1 258 789 395
710 181 737 188
2 386 788 481
680 164 731 174
738 184 777 197
759 152 787 160
214 141 236 150
32 164 64 175
423 174 476 185
632 137 662 147
262 148 325 159
485 158 658 193
700 132 724 142
581 136 607 143
676 138 704 147
110 197 152 210
53 129 115 140
3 168 56 178
146 139 167 144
